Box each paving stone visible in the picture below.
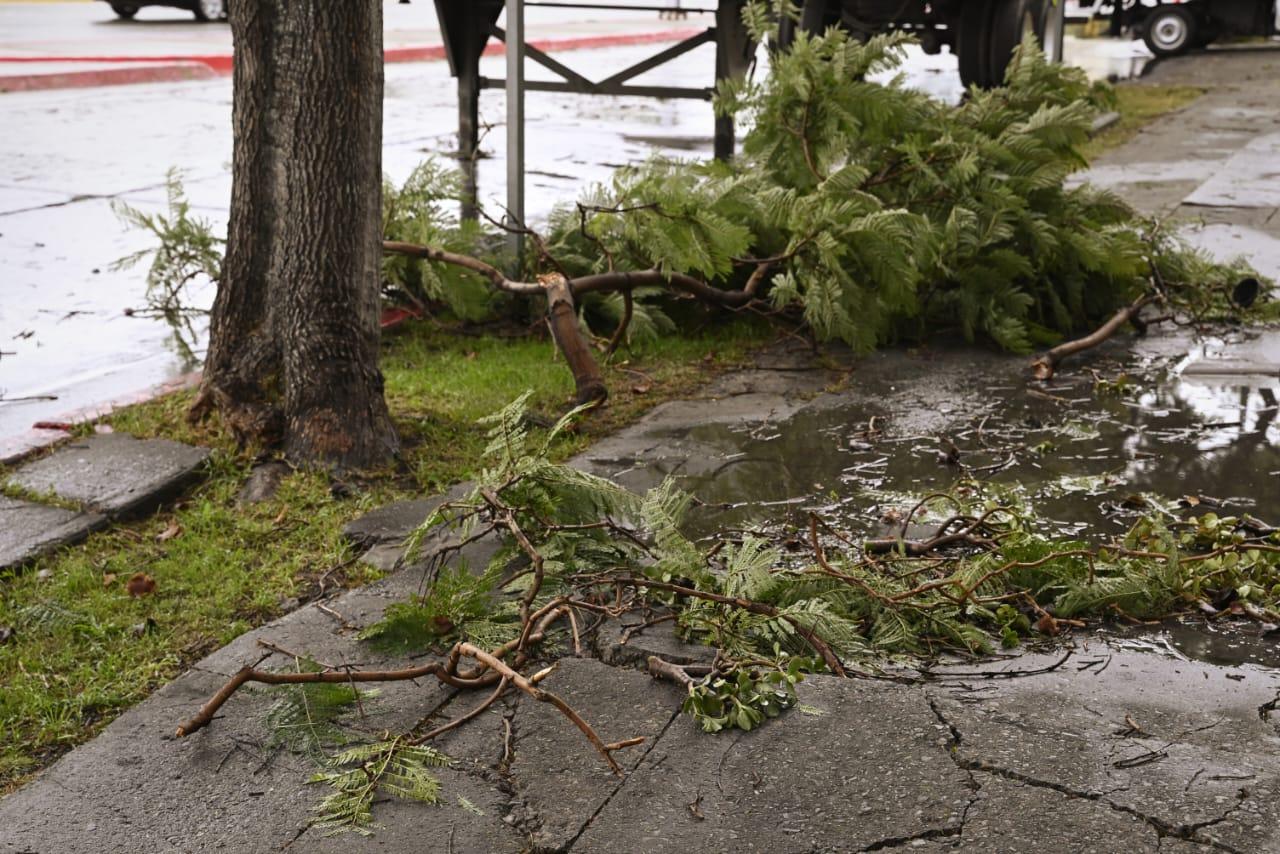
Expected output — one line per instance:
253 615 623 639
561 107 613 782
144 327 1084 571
927 639 1280 853
593 614 716 669
504 657 686 851
571 674 973 853
0 494 104 570
6 434 209 518
342 484 480 571
1184 133 1280 209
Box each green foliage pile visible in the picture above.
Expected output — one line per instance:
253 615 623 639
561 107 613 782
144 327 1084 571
544 27 1258 352
118 22 1264 359
377 396 1280 734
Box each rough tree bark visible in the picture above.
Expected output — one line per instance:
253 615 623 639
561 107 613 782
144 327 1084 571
193 0 398 469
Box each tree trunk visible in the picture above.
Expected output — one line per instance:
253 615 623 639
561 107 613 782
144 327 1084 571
196 0 398 469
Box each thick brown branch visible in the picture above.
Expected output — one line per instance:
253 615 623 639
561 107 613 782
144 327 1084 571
175 660 449 737
457 643 626 775
1031 295 1156 380
542 273 608 405
382 240 541 295
571 269 753 307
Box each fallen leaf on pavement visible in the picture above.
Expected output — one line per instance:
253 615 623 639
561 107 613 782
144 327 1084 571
1034 613 1060 635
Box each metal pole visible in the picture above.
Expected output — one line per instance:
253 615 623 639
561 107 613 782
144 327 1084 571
505 0 525 270
1044 0 1066 64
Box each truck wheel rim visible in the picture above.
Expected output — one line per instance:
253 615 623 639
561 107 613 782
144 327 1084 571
199 0 222 18
1152 15 1188 50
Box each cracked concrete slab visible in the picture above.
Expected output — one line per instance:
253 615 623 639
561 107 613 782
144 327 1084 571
0 493 104 570
926 640 1280 853
6 433 209 517
571 674 972 853
874 773 1164 853
505 658 685 851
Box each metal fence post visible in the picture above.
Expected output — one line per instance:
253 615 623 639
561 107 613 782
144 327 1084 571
505 0 526 271
1045 0 1066 64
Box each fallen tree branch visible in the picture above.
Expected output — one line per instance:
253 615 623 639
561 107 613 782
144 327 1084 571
1030 295 1156 381
177 637 629 775
381 240 761 404
614 576 848 677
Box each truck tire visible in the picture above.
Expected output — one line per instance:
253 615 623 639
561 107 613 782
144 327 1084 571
192 0 226 22
1142 6 1198 57
111 3 138 18
953 0 995 89
988 0 1041 85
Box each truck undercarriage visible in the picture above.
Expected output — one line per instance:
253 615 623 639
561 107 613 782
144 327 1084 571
781 0 1066 88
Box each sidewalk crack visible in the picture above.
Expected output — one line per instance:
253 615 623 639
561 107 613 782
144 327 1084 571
560 705 683 853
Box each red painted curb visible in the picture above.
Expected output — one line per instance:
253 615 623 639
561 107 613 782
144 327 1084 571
0 28 704 92
0 62 217 92
0 370 203 465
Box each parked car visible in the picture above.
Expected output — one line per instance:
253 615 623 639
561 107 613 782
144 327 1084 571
775 0 1066 88
101 0 226 22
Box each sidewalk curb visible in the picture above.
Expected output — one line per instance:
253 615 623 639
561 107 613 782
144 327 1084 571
0 61 217 92
0 27 702 93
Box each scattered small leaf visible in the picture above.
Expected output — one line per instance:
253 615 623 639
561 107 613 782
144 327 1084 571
102 572 118 588
456 795 485 816
156 519 182 542
631 382 652 395
35 569 53 581
0 626 14 645
131 617 158 638
1034 613 1060 635
126 572 156 597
